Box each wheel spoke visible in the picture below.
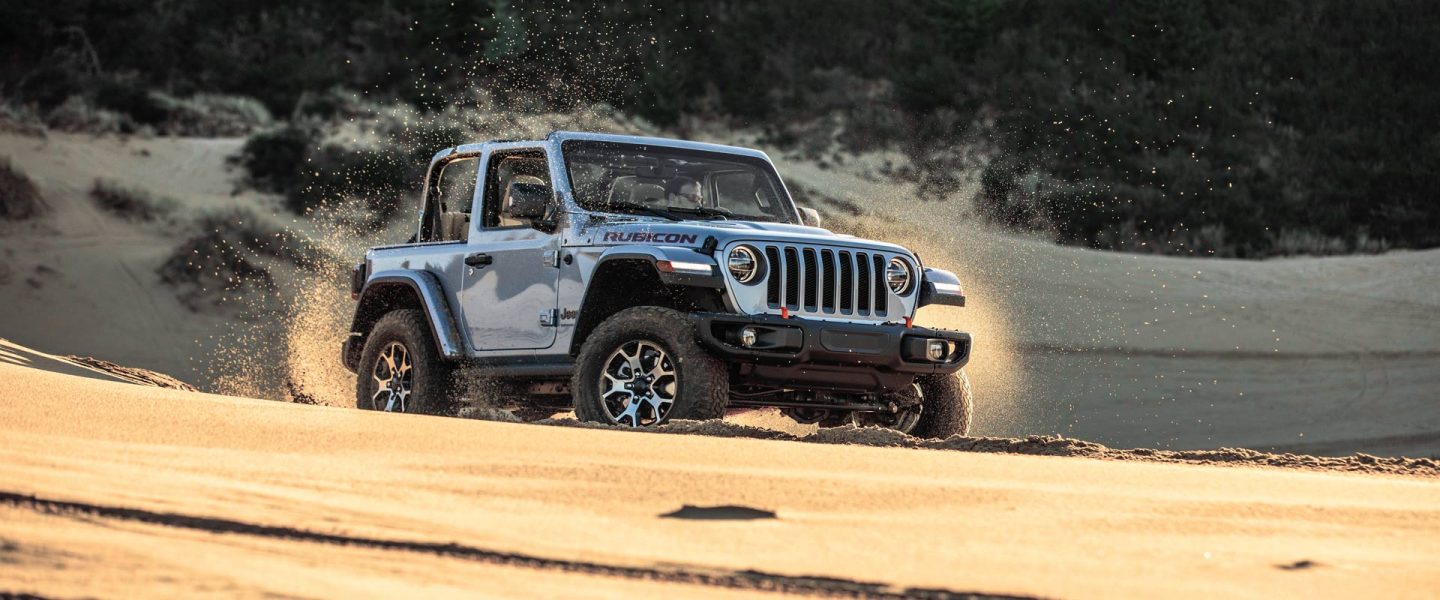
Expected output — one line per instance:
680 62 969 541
617 398 641 426
602 373 631 396
647 356 674 379
621 345 642 376
642 393 671 416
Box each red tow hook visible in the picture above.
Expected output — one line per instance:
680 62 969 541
780 306 790 319
904 315 914 328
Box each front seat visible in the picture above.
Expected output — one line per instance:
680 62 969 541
607 175 667 205
439 211 470 241
499 174 546 227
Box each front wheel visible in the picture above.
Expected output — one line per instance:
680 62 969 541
572 307 728 427
854 370 973 438
355 309 454 415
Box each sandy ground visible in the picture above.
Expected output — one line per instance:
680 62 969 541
3 362 1440 599
2 130 1438 458
0 133 256 383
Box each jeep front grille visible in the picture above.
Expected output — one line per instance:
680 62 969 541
761 244 889 317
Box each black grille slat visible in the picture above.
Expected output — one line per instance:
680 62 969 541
856 252 871 314
872 253 887 316
765 246 782 307
802 249 819 310
783 247 800 309
820 250 836 312
838 251 853 312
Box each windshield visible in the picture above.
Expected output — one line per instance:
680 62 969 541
562 140 797 223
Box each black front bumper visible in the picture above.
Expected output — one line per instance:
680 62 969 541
692 312 971 393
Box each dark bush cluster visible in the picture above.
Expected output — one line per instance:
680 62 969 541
35 76 274 136
89 179 173 222
232 120 462 219
5 0 1437 256
157 209 327 311
0 158 45 220
965 1 1440 257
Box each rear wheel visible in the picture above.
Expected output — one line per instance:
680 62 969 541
355 309 454 415
572 307 728 427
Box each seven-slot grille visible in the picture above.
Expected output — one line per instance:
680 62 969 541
760 244 892 317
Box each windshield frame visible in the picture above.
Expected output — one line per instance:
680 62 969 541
560 139 800 224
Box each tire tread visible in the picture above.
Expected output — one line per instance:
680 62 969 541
572 306 728 424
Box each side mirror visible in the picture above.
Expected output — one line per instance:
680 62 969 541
798 206 822 228
507 181 552 221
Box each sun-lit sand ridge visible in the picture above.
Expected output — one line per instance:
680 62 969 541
2 361 1438 598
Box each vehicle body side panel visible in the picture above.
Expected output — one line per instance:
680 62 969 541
457 227 562 351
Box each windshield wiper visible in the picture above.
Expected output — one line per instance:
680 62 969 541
665 205 732 219
604 201 683 221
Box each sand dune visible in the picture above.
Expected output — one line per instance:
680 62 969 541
2 130 1438 457
2 362 1438 598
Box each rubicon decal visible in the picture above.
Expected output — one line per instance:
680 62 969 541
602 231 699 244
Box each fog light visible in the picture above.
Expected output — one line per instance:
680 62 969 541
740 327 758 347
926 339 950 362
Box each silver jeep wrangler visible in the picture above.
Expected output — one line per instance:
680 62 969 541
342 131 973 437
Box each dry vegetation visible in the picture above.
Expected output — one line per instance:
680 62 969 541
89 179 173 222
0 157 45 220
45 89 272 137
157 209 327 312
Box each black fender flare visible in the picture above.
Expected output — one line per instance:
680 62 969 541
344 270 466 371
566 245 725 356
593 244 725 288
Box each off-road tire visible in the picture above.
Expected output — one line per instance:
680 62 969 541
572 306 728 426
355 309 454 415
909 370 973 438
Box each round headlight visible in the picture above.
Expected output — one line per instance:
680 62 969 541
728 246 761 284
886 258 913 294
